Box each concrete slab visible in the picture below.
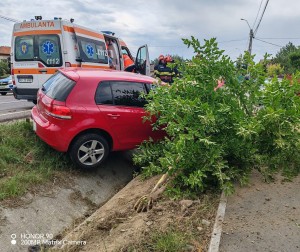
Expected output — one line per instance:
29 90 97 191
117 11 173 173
0 151 135 252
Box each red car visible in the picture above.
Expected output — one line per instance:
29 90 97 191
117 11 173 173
31 68 164 169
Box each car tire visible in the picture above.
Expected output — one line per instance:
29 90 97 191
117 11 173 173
69 133 109 170
0 92 7 96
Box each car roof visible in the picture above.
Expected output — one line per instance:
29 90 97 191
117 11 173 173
59 68 155 83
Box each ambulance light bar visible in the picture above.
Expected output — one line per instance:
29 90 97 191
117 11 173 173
101 31 115 36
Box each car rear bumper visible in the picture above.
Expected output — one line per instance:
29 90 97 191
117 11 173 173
0 87 11 92
13 87 38 101
31 106 70 152
0 83 12 92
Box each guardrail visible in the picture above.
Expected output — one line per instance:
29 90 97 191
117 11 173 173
0 110 31 123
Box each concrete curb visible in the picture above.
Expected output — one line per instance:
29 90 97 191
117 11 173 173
0 110 31 123
208 191 227 252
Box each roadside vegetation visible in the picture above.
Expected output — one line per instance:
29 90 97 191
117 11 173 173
124 193 219 252
271 42 300 75
0 60 10 77
0 119 74 200
134 37 300 197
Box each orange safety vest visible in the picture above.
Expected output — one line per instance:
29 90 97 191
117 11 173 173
123 54 134 68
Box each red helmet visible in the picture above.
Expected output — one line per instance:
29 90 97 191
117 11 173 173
165 55 173 62
158 55 165 61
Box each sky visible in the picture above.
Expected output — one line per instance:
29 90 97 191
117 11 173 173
1 0 300 62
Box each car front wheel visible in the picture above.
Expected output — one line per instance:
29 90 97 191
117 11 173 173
0 92 7 95
69 133 109 170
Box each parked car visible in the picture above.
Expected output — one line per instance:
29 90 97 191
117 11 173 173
31 68 164 169
0 75 13 95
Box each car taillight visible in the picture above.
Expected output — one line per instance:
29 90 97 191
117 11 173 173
45 104 72 119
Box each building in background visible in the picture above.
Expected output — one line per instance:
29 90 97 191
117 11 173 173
0 46 10 62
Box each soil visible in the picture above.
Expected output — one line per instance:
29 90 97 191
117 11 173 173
46 175 220 252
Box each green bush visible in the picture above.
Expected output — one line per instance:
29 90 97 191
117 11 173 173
0 60 9 77
267 63 284 78
134 37 300 195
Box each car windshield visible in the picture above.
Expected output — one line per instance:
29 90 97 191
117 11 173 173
42 72 75 101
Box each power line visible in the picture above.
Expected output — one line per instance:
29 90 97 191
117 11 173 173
241 0 270 55
252 0 264 28
253 0 270 36
255 38 283 47
0 14 20 23
218 38 248 43
256 37 300 40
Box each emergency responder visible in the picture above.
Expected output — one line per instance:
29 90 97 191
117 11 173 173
123 52 135 72
165 55 179 81
106 40 116 70
154 55 177 83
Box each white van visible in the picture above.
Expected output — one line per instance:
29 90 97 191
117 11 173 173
11 17 150 103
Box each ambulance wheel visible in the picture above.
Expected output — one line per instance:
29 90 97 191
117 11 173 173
0 92 7 96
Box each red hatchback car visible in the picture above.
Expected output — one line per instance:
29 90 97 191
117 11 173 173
31 68 164 169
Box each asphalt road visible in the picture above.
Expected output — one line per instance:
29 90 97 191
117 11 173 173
220 171 300 252
0 93 33 121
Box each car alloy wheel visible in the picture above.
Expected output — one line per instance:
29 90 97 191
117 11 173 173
69 133 109 170
78 139 105 165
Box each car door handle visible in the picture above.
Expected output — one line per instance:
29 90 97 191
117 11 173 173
39 69 47 73
107 114 120 118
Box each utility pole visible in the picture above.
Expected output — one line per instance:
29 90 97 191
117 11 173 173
248 29 254 55
241 18 254 55
241 0 269 56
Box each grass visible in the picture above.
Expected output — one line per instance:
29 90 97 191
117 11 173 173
126 193 219 252
150 229 190 252
0 119 74 200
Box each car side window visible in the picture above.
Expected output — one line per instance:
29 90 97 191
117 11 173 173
111 82 147 107
95 82 113 104
95 81 148 107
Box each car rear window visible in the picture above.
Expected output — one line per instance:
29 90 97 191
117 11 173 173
42 72 75 101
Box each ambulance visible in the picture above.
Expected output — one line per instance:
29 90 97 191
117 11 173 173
11 16 150 103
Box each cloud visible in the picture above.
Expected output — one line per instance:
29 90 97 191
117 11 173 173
1 0 300 61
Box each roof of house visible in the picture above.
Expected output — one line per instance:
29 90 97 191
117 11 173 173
0 46 11 55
